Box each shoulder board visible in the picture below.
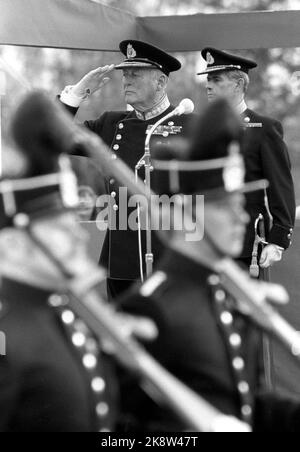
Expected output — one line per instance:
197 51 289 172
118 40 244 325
139 271 168 298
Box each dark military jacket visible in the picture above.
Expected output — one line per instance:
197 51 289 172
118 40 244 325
240 109 295 258
65 102 195 281
119 249 300 432
0 278 118 432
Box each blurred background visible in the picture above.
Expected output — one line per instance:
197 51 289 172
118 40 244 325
1 0 300 202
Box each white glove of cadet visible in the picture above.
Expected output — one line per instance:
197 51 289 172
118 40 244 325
260 244 283 269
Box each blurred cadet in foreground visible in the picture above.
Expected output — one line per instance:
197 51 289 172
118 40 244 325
119 99 300 433
0 124 119 431
198 48 296 275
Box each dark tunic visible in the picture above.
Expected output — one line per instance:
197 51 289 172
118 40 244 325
0 278 118 432
240 109 295 259
64 102 195 283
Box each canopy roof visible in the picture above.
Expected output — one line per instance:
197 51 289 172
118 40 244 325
1 0 300 51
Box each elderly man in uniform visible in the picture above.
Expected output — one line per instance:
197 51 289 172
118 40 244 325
197 48 295 276
119 100 300 433
60 40 195 300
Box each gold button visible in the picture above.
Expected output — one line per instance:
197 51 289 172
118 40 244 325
96 402 109 417
72 332 86 347
91 377 106 393
113 205 119 211
233 357 245 371
109 179 115 185
229 333 242 348
116 134 122 140
113 144 119 151
111 191 116 198
61 310 75 325
82 354 97 369
220 312 233 326
48 294 63 307
244 117 250 123
241 405 252 417
111 154 117 160
208 274 220 286
238 381 250 394
119 123 124 129
215 290 226 302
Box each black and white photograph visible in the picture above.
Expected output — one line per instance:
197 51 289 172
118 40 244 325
1 0 300 437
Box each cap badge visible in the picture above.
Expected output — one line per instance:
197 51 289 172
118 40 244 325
127 44 137 59
206 52 215 65
223 143 245 192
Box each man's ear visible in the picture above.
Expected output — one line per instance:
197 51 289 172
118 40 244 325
157 74 168 90
235 78 244 93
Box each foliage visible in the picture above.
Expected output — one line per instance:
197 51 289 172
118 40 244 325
1 0 300 199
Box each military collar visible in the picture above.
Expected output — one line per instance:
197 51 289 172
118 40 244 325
134 95 171 121
236 99 248 115
0 277 55 306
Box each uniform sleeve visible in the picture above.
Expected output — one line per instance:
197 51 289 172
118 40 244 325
260 119 296 249
0 355 19 431
254 392 300 432
58 94 107 133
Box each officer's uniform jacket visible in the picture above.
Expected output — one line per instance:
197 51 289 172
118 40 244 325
65 101 195 281
240 108 295 258
120 249 300 432
0 278 118 432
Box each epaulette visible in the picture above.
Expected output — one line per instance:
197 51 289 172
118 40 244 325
139 271 168 298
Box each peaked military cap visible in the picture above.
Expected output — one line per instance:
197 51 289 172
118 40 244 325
0 92 79 230
152 99 268 196
198 47 257 76
115 40 181 76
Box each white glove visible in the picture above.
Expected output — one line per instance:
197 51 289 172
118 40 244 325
260 244 283 268
73 64 115 96
60 64 115 107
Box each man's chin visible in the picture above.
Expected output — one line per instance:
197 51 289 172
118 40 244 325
124 95 137 105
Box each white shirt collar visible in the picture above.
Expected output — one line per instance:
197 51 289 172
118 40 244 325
235 99 248 115
134 95 171 121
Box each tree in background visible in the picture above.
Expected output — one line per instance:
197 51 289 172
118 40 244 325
1 0 300 199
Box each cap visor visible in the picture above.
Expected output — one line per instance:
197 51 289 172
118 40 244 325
115 62 157 70
197 66 241 76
